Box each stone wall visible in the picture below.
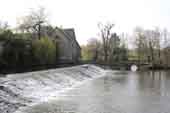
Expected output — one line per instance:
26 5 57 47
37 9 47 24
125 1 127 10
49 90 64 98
54 28 81 63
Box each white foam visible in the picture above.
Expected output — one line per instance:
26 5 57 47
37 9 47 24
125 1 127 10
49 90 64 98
0 65 106 113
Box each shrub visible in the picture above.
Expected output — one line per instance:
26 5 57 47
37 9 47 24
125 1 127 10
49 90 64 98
0 30 13 41
2 38 33 67
0 34 59 68
32 37 57 65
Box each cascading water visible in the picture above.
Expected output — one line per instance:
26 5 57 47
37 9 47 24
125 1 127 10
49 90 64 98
0 65 105 113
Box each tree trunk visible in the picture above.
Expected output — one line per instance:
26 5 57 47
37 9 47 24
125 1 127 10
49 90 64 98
149 41 154 67
38 24 41 39
164 49 168 68
104 48 108 62
158 48 161 65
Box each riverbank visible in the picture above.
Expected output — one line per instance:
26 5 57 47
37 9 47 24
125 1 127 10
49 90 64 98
95 63 170 71
0 64 106 113
1 61 170 76
0 62 84 75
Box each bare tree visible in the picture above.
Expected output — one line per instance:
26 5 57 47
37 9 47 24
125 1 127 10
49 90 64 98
162 29 170 68
108 33 120 62
86 38 101 61
154 28 161 65
144 29 161 65
17 7 49 39
134 27 163 66
0 21 9 33
98 22 114 62
134 27 148 64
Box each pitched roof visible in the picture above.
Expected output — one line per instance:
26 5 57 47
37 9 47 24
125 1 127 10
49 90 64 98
63 28 81 49
55 27 81 49
63 28 76 39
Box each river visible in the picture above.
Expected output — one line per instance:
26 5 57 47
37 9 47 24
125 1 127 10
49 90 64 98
16 70 170 113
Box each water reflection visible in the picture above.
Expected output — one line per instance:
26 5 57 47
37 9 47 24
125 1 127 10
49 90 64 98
134 71 170 97
19 70 170 113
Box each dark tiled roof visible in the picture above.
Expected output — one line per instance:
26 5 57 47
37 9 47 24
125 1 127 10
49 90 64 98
55 27 81 49
63 28 81 49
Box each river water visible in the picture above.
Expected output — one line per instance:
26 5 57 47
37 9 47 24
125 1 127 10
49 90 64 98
16 70 170 113
0 65 104 113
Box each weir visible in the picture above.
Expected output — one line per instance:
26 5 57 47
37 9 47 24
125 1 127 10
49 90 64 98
0 65 105 113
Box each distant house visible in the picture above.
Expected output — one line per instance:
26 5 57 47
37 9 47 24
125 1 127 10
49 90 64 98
45 27 81 63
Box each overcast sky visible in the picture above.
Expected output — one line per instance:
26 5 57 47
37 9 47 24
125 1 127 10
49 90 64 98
0 0 170 45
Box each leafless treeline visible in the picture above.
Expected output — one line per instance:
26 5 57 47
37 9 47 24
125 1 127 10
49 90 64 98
134 27 170 68
82 22 128 64
82 23 170 68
